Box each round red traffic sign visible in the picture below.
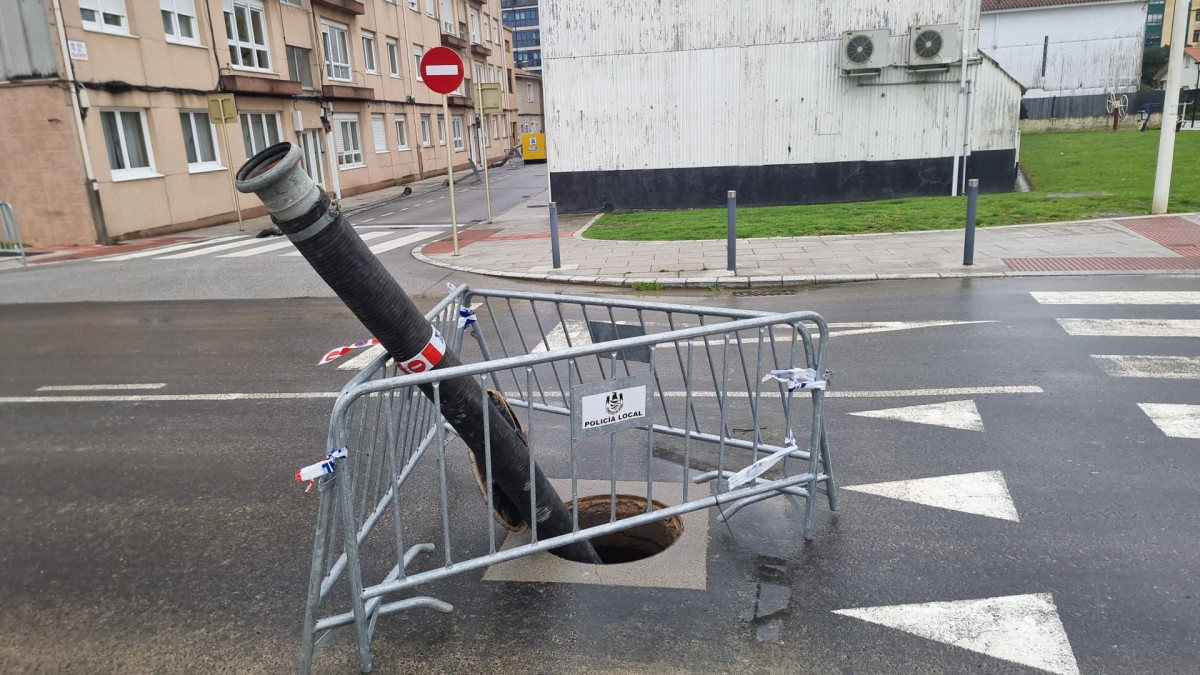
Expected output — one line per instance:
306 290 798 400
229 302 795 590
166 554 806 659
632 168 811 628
419 47 465 95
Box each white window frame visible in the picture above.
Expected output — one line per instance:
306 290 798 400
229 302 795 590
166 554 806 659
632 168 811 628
80 0 129 35
322 21 353 82
280 0 300 6
527 82 534 102
100 109 158 181
224 0 272 71
493 19 500 45
425 0 435 17
492 114 498 139
362 31 377 74
452 115 464 151
386 38 400 77
371 114 388 153
413 44 424 80
483 14 491 42
161 0 200 45
420 114 432 147
469 9 480 44
474 62 484 85
179 110 223 172
395 115 409 150
437 114 446 146
333 114 364 168
239 111 282 157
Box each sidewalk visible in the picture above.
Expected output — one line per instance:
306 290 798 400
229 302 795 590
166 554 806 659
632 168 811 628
414 190 1200 287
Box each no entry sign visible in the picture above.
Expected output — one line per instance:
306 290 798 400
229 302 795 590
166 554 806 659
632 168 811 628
419 47 465 95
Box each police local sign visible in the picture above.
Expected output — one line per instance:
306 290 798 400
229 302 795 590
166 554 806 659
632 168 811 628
571 374 655 438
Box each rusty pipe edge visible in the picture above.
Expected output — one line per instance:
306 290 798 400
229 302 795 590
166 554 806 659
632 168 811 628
235 142 322 223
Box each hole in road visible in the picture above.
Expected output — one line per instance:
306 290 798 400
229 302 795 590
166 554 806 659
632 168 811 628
553 494 683 564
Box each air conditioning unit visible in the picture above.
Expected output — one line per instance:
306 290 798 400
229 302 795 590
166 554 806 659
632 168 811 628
907 24 960 69
840 29 891 76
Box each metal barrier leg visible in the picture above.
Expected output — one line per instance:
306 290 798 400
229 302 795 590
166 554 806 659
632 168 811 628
802 392 826 540
299 475 337 675
819 424 838 511
338 461 373 673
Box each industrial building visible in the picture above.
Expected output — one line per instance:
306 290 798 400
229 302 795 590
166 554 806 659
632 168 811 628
980 0 1145 121
542 0 1024 213
0 0 521 247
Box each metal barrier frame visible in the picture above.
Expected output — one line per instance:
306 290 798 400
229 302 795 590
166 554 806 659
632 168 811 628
299 285 836 673
0 203 27 268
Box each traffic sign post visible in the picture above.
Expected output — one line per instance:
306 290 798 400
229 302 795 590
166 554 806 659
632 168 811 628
420 47 466 255
206 93 245 232
476 82 502 224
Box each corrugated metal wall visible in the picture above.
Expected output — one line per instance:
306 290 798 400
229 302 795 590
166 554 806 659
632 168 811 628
0 0 58 81
542 0 1019 175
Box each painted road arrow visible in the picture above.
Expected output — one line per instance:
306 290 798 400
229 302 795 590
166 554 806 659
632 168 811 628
834 593 1080 675
847 399 984 431
843 470 1019 521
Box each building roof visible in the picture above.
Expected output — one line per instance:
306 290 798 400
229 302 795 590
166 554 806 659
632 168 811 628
514 68 541 79
1188 46 1200 63
982 0 1123 11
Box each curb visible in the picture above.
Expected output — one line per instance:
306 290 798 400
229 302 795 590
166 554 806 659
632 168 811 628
411 246 1200 288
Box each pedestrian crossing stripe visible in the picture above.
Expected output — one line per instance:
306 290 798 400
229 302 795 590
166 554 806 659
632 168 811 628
96 229 441 261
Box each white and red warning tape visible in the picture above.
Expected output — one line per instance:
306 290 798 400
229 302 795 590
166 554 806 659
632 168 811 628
317 327 446 373
318 338 380 365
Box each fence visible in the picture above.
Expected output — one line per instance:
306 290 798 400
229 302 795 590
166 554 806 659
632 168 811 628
1 203 27 268
298 285 836 673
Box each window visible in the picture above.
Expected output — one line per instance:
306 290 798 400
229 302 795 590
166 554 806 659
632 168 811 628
440 0 455 33
280 0 300 6
420 114 432 146
491 115 498 139
470 9 480 43
452 115 464 151
396 115 409 149
505 8 538 28
161 0 198 44
413 44 424 80
437 114 446 145
386 39 400 77
1194 30 1199 43
513 29 539 49
408 0 418 9
515 49 540 69
425 0 435 16
239 112 281 157
362 32 377 73
483 119 490 147
475 62 484 84
504 40 510 52
286 46 313 89
224 0 271 71
80 0 128 35
488 64 495 83
526 82 534 102
371 114 388 153
333 114 364 167
1147 13 1164 25
179 111 221 171
101 109 155 179
322 22 352 81
483 14 491 42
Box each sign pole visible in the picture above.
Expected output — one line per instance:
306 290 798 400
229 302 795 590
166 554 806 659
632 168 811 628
214 97 244 232
444 94 460 256
477 82 494 223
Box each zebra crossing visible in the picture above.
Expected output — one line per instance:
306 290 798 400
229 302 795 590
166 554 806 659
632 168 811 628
93 227 446 263
1033 290 1200 439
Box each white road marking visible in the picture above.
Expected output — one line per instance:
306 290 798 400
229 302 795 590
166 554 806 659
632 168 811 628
361 217 376 223
400 207 409 211
218 239 296 257
98 236 249 261
1031 291 1200 305
531 320 593 352
36 383 167 391
1137 403 1200 439
843 470 1019 521
156 237 278 259
1092 354 1200 379
848 399 984 431
280 231 393 256
367 231 440 254
833 593 1079 675
0 386 1043 405
828 320 995 337
1057 319 1200 337
378 212 395 217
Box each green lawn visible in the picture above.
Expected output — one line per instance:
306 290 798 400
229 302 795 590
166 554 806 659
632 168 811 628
583 130 1200 241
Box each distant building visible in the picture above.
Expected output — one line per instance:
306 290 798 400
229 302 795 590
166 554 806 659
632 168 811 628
980 0 1144 120
0 0 519 247
1147 0 1200 48
500 0 540 71
1154 45 1200 87
542 0 1023 213
515 69 543 133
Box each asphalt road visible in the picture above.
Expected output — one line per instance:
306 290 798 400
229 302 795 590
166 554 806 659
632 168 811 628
0 162 550 305
2 274 1198 674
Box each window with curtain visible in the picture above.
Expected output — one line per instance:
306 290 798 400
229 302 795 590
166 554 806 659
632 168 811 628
100 109 155 180
224 0 271 70
161 0 199 44
239 112 281 157
79 0 128 35
179 111 221 170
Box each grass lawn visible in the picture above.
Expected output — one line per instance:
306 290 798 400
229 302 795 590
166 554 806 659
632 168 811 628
583 130 1200 241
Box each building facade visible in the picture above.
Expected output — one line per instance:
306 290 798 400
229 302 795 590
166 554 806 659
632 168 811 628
541 0 1023 213
515 68 542 132
1147 0 1199 47
0 0 521 247
500 0 539 71
980 0 1144 119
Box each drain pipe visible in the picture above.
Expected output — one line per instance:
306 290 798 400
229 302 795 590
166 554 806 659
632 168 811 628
51 0 109 244
236 143 601 565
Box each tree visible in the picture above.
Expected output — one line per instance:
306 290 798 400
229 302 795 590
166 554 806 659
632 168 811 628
1143 46 1170 89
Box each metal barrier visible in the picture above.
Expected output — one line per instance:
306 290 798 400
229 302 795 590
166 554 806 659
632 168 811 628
1 203 27 268
298 285 836 673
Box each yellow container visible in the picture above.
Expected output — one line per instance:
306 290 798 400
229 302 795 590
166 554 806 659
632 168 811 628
522 133 546 162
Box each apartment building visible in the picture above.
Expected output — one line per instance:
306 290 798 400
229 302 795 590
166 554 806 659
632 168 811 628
515 68 541 133
500 0 539 70
0 0 520 247
1146 0 1199 48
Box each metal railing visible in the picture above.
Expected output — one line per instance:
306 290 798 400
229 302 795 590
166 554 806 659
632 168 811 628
298 285 837 673
0 203 27 268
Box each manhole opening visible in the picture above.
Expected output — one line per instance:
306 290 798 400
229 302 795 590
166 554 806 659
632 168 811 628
553 494 683 565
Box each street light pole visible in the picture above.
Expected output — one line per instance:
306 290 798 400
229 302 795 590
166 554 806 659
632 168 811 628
1151 0 1193 214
